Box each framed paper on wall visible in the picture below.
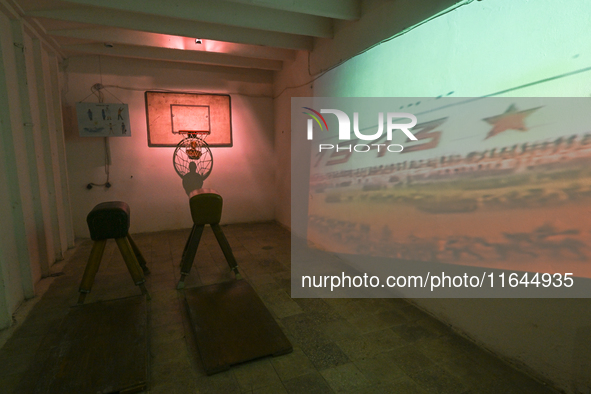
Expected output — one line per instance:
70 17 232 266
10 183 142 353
76 102 131 137
145 91 232 147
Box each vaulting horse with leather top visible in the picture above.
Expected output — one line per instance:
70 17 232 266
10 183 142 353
177 188 241 289
78 201 150 304
178 189 292 375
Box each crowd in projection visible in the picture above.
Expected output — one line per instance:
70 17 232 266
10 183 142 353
308 129 591 271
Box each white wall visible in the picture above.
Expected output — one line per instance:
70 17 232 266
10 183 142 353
0 7 72 330
0 10 27 328
409 298 591 393
62 56 276 237
274 0 591 392
313 0 591 98
272 50 313 227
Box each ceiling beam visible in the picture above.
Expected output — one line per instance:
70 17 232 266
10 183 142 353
0 0 66 59
222 0 361 20
0 0 20 19
48 28 296 61
59 0 332 38
28 7 312 50
62 43 283 70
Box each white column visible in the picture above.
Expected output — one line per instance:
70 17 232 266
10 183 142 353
11 19 52 276
32 37 63 261
48 53 75 249
0 18 35 300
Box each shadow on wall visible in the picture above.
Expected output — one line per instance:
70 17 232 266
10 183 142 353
182 162 205 196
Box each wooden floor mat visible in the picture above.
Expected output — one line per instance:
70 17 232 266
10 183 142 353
19 296 148 394
184 279 292 375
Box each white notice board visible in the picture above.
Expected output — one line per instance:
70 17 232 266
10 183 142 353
76 102 131 137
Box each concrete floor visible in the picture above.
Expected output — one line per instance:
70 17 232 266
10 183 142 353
0 222 558 393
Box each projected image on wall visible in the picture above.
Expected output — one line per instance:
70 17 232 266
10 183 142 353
301 97 591 279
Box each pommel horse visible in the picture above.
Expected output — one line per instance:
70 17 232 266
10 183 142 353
177 189 241 289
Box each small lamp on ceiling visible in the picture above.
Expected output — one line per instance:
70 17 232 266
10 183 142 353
195 39 202 44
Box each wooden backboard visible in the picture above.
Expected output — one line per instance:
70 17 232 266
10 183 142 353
145 91 232 147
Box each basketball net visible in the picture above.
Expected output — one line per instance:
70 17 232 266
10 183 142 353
179 130 209 160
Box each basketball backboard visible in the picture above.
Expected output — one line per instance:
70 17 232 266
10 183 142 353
146 92 232 147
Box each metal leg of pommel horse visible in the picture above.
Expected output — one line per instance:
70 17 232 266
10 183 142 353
78 239 107 304
78 236 150 304
115 236 151 300
178 224 205 289
211 223 240 277
127 233 150 275
177 190 241 289
180 224 197 268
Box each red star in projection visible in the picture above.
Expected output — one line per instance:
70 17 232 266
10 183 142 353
482 104 542 139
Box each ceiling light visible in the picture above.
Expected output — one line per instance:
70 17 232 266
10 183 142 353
104 43 114 48
195 39 202 44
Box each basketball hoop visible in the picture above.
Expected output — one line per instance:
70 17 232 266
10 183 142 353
173 130 213 179
179 130 209 140
179 130 209 159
